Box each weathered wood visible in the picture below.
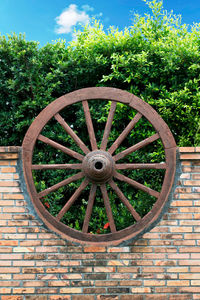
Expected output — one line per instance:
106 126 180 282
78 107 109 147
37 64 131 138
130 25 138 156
56 179 88 221
108 112 142 154
114 171 160 198
54 113 90 155
114 133 160 162
82 184 97 233
82 100 97 151
116 163 166 170
38 172 84 198
32 164 82 170
109 180 141 221
100 184 117 233
100 101 117 150
38 134 84 161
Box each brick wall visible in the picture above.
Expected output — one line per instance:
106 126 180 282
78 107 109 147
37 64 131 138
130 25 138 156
0 146 200 300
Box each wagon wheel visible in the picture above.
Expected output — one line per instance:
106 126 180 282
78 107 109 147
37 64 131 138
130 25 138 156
22 87 176 245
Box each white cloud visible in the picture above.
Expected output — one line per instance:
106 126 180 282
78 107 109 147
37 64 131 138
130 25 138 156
81 4 94 12
55 4 93 34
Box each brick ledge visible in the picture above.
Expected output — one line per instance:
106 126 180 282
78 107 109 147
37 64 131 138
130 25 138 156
0 146 21 153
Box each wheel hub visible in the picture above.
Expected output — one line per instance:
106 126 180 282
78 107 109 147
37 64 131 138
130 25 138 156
82 150 114 183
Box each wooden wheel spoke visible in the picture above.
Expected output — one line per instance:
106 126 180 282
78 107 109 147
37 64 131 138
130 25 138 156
116 163 166 170
100 184 116 233
38 134 84 161
32 164 82 170
54 113 90 155
56 179 89 221
108 112 142 155
114 171 160 198
38 172 84 198
100 101 117 150
82 184 97 233
109 180 141 222
113 133 160 162
82 100 97 150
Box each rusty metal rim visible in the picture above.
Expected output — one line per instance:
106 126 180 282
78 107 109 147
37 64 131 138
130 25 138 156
22 87 176 245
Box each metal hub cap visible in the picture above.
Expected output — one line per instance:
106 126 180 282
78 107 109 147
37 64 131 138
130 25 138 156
82 150 114 183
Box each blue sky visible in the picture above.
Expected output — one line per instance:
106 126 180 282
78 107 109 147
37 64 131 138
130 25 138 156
0 0 200 46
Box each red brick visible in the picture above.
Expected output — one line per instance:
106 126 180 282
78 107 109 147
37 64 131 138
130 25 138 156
167 280 189 286
36 247 58 252
84 246 106 252
0 200 14 206
167 267 189 273
61 274 82 280
171 201 193 207
0 289 11 294
119 254 141 259
1 167 16 173
144 280 165 286
173 240 195 246
19 240 41 246
143 267 164 273
0 267 20 273
169 296 192 300
180 274 200 279
154 260 176 266
22 268 44 273
25 297 47 300
3 194 24 199
146 296 167 300
35 288 58 293
121 296 143 300
1 297 23 300
191 254 200 258
94 267 115 272
83 288 106 294
0 227 16 233
170 226 192 232
179 194 200 199
3 207 25 213
180 247 200 253
60 287 82 293
0 181 18 186
131 287 151 293
23 281 45 287
180 260 200 265
179 147 195 152
13 261 35 267
190 267 200 272
13 288 35 293
185 234 200 239
108 247 129 252
73 297 94 300
0 241 18 246
13 247 34 252
130 246 153 252
180 154 200 160
180 287 200 293
43 240 66 246
155 287 177 293
169 214 193 220
49 296 70 300
13 274 35 280
0 247 12 253
175 187 192 193
0 281 20 286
